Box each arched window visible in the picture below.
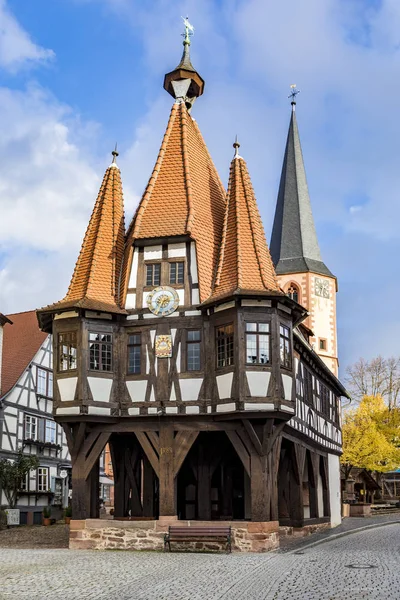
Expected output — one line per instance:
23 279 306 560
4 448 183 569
286 283 300 303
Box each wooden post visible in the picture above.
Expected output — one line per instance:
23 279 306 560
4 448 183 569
244 472 251 520
71 458 91 520
159 424 175 516
142 456 155 517
197 444 211 520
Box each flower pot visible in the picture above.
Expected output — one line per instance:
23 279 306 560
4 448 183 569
65 517 71 525
43 517 51 526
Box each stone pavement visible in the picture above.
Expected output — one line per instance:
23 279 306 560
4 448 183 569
279 512 400 552
1 522 399 599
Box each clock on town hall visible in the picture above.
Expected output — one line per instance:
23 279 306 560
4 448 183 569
147 286 179 316
315 277 330 298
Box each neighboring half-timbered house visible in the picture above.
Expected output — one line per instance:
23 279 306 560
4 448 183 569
0 311 71 523
37 27 349 551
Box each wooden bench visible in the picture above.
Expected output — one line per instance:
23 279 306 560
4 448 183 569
164 526 232 553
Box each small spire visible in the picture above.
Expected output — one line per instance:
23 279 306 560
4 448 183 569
163 17 204 103
233 135 240 158
288 84 300 110
110 143 119 167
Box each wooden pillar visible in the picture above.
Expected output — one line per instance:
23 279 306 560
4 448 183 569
309 453 319 519
89 459 100 518
71 468 91 520
221 465 233 519
291 444 306 526
250 454 270 521
244 472 251 520
142 456 155 517
197 444 211 520
110 436 125 518
159 424 175 516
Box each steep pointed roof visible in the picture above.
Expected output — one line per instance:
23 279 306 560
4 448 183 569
38 155 126 325
122 101 226 304
209 148 281 301
270 106 333 278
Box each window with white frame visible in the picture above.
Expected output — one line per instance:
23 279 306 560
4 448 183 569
25 415 37 440
36 367 53 398
37 467 49 492
45 420 56 444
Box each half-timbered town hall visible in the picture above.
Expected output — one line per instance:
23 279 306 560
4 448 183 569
37 25 348 552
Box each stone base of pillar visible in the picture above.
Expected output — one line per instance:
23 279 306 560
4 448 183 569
69 519 280 553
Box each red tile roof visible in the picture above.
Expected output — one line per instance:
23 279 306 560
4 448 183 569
1 310 47 398
210 154 281 301
39 162 126 317
122 101 226 304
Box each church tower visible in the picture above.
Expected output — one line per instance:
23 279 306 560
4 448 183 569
270 90 338 376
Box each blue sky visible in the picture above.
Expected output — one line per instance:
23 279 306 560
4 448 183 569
0 0 400 376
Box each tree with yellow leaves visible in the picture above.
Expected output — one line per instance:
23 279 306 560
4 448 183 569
341 395 400 482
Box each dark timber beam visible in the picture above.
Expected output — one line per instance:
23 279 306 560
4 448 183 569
135 432 160 477
159 424 175 516
173 431 199 478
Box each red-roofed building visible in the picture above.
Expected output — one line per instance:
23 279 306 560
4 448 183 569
0 311 71 523
36 24 348 551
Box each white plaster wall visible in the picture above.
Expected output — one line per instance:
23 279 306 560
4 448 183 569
190 243 198 284
281 374 292 401
57 377 78 402
328 453 342 527
126 380 147 402
180 378 203 401
87 378 113 403
177 289 185 306
216 373 233 399
144 245 162 260
246 372 270 397
168 243 186 257
125 292 136 309
128 247 139 288
191 289 200 306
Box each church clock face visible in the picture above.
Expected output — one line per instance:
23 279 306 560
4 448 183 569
146 286 179 316
315 277 330 299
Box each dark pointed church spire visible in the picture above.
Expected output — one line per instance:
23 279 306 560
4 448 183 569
163 17 204 109
270 88 333 278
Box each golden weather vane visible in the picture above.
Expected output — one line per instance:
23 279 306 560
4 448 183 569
288 84 300 104
181 16 195 45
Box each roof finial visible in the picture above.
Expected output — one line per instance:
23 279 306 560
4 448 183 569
288 84 300 110
233 135 240 158
110 143 119 167
181 16 194 45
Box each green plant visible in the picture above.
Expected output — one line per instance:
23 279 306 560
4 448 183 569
43 506 51 518
64 506 72 518
0 451 39 508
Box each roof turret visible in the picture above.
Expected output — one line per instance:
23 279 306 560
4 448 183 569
37 150 126 329
163 17 204 109
209 142 281 301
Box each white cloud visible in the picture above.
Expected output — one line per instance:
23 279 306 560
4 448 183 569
0 0 54 71
0 83 104 312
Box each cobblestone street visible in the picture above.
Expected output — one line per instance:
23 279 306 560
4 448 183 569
0 523 399 599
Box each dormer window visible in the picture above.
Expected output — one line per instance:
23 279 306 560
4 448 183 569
169 262 184 285
146 263 161 287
